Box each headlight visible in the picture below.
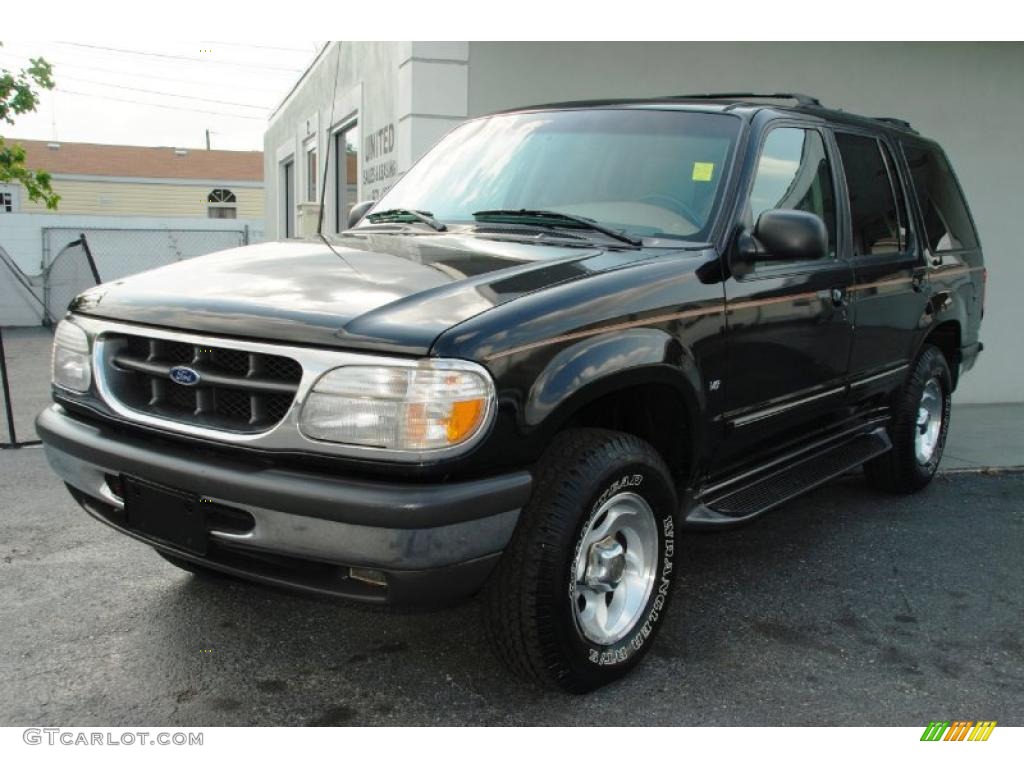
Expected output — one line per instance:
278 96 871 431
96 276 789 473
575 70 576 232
299 360 495 455
51 320 92 393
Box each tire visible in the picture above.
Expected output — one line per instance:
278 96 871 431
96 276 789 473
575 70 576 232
865 344 952 494
156 549 224 579
485 428 678 693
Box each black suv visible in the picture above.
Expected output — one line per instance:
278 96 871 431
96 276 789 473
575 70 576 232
38 93 985 692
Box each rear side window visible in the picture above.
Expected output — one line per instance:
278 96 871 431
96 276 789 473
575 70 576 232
835 133 906 256
902 143 978 252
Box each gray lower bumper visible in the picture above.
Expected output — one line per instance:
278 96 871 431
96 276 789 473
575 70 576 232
38 405 531 604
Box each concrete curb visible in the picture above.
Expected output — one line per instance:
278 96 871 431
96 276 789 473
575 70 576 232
938 465 1024 476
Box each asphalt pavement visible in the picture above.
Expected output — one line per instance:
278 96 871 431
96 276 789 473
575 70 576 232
1 442 1021 726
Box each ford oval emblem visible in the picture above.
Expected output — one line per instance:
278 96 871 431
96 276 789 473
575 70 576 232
169 366 201 387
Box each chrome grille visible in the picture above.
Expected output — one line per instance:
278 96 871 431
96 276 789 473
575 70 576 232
105 333 302 432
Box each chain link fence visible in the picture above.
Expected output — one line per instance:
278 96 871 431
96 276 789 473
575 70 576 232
0 242 50 446
41 226 248 325
2 226 249 446
43 237 97 327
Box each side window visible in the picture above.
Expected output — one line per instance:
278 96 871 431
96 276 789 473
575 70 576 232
902 143 978 252
835 133 905 256
749 127 836 258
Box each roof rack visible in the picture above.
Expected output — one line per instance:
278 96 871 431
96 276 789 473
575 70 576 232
671 92 822 107
872 116 917 133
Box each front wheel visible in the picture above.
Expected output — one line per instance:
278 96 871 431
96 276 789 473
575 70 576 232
865 344 952 493
485 429 678 693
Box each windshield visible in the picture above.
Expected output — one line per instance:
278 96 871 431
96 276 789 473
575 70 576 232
360 109 741 241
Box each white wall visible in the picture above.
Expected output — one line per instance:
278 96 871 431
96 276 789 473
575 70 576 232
264 42 470 240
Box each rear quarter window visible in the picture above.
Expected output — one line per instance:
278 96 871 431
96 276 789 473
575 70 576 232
902 143 978 252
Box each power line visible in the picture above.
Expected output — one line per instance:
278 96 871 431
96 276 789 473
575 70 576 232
54 88 266 120
201 41 316 54
0 50 288 93
54 43 305 73
58 74 272 110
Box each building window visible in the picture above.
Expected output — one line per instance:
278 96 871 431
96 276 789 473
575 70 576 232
282 160 295 237
306 146 318 202
207 188 237 219
334 123 359 231
0 190 14 213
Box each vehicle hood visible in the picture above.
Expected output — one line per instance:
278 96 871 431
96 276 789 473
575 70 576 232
69 234 658 355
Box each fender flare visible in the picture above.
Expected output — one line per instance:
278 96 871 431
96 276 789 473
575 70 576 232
521 327 706 457
912 283 969 374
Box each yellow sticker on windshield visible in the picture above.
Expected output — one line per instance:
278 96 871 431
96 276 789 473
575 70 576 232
692 162 715 182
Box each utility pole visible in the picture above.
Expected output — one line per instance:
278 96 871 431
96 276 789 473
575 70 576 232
205 129 211 150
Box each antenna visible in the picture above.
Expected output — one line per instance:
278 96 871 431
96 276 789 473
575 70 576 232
311 45 361 274
316 43 343 236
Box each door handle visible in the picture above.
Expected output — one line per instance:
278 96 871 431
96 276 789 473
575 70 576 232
830 287 848 307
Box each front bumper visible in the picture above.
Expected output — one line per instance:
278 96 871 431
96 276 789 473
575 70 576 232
37 405 531 605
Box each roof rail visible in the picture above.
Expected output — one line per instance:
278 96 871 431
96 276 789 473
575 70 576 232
872 116 917 133
671 92 822 107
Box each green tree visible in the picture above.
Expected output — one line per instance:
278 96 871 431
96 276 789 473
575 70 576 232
0 43 59 209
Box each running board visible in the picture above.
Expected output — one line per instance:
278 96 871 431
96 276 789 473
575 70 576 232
685 427 891 527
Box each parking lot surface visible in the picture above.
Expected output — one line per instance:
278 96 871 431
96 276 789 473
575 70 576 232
2 440 1021 726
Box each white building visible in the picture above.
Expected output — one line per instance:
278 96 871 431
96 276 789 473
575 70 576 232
264 42 1022 405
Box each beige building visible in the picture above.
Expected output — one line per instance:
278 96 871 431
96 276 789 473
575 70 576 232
7 139 263 219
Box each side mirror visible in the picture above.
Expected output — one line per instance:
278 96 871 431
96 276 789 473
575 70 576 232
736 209 828 264
347 200 375 229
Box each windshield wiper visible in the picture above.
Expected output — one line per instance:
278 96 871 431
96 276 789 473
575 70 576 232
472 209 642 247
365 208 447 231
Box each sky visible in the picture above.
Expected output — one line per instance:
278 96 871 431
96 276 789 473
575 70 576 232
1 41 323 152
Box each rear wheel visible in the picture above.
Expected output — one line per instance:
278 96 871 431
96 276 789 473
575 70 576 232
865 344 952 493
485 428 678 693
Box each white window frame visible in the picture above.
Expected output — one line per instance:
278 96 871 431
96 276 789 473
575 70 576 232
207 188 237 219
280 156 296 238
331 117 358 232
304 138 319 203
0 184 19 213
